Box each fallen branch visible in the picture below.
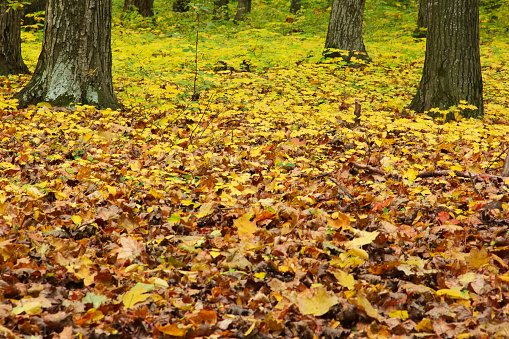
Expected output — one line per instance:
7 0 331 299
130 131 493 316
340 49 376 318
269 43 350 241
416 170 507 180
327 177 357 203
351 162 509 181
351 162 401 179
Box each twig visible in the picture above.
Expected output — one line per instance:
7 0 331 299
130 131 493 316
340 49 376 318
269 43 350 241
468 172 482 196
486 146 509 174
327 177 357 203
501 148 509 177
352 162 400 179
192 9 200 101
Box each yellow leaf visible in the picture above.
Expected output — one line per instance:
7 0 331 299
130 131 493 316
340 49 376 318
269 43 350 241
123 283 154 308
71 215 82 225
26 186 45 199
356 291 383 321
332 269 355 290
157 324 187 336
344 231 379 249
436 288 470 300
465 247 489 268
149 277 169 288
197 202 214 218
416 318 433 332
23 301 43 315
254 272 266 279
347 248 369 260
106 185 117 196
234 213 257 239
459 272 476 285
388 309 408 319
328 212 350 230
286 285 338 316
130 160 142 171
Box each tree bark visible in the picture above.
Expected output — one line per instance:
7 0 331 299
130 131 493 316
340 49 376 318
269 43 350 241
13 0 119 109
172 0 190 12
324 0 370 64
408 0 483 119
213 0 229 20
290 0 301 14
0 1 30 76
414 0 430 38
124 0 154 17
22 0 46 29
234 0 251 21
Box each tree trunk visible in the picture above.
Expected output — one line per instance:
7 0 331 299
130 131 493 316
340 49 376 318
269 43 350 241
234 0 251 21
290 0 301 14
173 0 190 12
124 0 154 17
413 0 430 38
324 0 370 64
0 1 30 76
408 0 483 119
22 0 46 29
213 0 229 20
14 0 119 109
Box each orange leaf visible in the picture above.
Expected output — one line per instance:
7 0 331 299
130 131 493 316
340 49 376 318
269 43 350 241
186 310 218 326
157 324 187 337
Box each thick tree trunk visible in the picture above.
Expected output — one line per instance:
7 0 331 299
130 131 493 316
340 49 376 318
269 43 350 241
290 0 301 14
124 0 154 17
324 0 370 64
22 0 46 29
408 0 483 119
414 0 430 38
0 1 30 76
213 0 229 20
14 0 119 109
234 0 251 21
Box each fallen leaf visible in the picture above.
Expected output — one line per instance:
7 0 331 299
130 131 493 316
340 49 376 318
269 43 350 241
286 285 338 316
123 283 155 308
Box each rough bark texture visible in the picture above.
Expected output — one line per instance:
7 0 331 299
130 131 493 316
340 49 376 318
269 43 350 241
22 0 46 28
290 0 301 14
0 1 30 76
409 0 483 119
124 0 154 17
213 0 229 20
324 0 370 63
234 0 251 21
14 0 119 109
414 0 430 38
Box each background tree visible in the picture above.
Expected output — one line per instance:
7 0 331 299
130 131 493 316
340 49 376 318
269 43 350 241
0 0 30 76
124 0 154 17
14 0 119 109
213 0 229 20
290 0 301 14
22 0 46 29
173 0 190 12
324 0 370 63
414 0 430 38
234 0 251 21
409 0 483 118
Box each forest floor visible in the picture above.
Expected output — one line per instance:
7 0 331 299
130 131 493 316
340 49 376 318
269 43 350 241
1 2 509 338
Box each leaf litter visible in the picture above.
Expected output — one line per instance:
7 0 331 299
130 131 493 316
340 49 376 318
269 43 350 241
1 5 509 339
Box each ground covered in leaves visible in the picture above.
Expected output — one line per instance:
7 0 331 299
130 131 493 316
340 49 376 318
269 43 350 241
1 1 509 338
